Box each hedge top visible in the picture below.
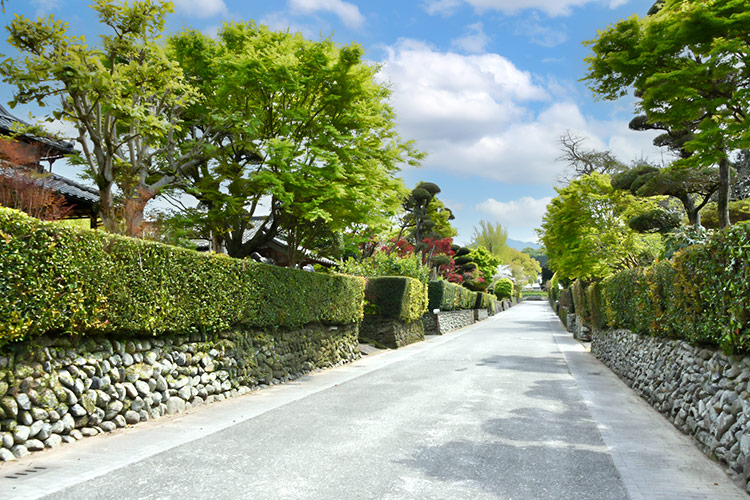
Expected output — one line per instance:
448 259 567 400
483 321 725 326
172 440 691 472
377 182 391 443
427 280 478 311
364 276 428 322
0 207 365 344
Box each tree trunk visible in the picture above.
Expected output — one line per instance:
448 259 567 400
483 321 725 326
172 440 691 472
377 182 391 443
210 231 224 253
679 193 700 227
97 182 119 233
718 156 731 228
124 186 158 237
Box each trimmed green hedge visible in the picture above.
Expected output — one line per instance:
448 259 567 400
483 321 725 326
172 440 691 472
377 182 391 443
475 292 493 310
427 280 459 311
364 276 428 322
601 222 750 354
0 208 365 344
586 281 607 331
426 280 481 312
571 280 591 326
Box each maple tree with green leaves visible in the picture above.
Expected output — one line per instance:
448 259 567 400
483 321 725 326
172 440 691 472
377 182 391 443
584 0 750 228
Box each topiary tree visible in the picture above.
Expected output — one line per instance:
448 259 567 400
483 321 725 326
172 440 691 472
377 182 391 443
494 278 513 300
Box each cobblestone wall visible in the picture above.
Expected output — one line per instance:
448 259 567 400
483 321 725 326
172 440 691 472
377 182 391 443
592 329 750 492
439 310 475 334
0 323 359 462
360 316 424 348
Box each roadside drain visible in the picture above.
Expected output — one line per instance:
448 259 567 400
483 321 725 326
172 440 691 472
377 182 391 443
4 466 50 479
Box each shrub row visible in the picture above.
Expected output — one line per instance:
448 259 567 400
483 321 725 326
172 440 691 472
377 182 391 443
566 222 750 354
0 208 365 344
426 280 479 312
364 276 428 322
475 292 493 310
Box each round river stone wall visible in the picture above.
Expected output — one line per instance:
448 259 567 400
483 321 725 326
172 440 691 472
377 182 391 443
0 323 359 462
592 328 750 493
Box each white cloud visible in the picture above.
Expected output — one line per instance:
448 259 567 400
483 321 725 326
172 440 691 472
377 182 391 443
172 0 228 18
288 0 365 28
423 0 624 17
422 0 462 16
260 12 317 38
452 23 491 53
476 196 552 241
377 40 662 186
515 20 567 47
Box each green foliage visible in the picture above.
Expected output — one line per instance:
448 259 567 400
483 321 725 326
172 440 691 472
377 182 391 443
456 287 477 310
627 209 681 234
475 292 493 310
453 256 473 266
168 24 420 260
470 220 508 256
662 225 709 259
364 277 427 322
337 251 430 282
584 0 750 228
0 208 364 345
427 280 467 311
611 164 719 227
1 0 197 234
493 278 514 300
467 247 502 284
586 282 608 331
700 200 750 229
538 172 663 280
602 224 750 353
394 181 455 247
572 280 591 325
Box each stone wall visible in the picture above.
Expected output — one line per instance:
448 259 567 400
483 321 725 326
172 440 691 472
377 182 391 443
421 310 475 335
360 316 424 348
474 309 489 322
592 329 750 492
0 323 359 462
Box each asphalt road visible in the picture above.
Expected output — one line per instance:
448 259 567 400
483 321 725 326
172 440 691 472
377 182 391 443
3 301 744 499
42 303 629 500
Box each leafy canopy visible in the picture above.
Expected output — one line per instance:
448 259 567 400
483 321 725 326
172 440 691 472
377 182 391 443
0 0 199 234
168 23 421 263
583 0 750 228
538 172 663 281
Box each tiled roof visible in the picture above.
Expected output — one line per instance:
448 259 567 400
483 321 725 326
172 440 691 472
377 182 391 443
0 103 77 156
42 172 99 204
0 168 99 205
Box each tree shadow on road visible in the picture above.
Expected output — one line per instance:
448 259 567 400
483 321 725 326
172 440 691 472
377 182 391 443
478 354 568 374
396 437 627 500
396 374 629 499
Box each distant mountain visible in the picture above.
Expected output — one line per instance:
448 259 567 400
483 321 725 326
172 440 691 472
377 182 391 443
506 238 540 251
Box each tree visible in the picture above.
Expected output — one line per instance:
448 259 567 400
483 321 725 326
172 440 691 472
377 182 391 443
1 0 202 234
538 172 662 281
558 130 626 181
584 0 750 228
389 181 454 252
504 248 542 284
731 149 750 200
467 246 502 286
470 220 508 257
493 278 513 300
611 163 719 227
169 24 420 264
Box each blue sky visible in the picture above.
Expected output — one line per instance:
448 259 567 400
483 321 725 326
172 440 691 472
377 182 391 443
0 0 662 244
